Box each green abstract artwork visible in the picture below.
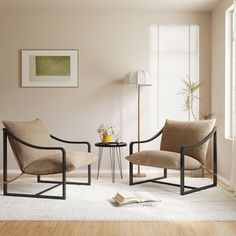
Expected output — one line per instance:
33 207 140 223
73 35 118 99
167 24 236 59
35 56 70 76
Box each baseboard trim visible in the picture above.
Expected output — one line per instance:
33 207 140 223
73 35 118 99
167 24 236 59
1 169 230 186
0 168 180 175
0 169 22 174
217 174 230 187
0 169 114 174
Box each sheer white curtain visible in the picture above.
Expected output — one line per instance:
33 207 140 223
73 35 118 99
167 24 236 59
149 25 199 129
230 0 236 195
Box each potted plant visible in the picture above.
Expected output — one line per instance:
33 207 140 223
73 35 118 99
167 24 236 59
179 76 215 177
180 75 201 121
180 75 214 121
97 124 120 143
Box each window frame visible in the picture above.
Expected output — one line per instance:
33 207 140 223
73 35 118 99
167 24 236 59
225 5 235 140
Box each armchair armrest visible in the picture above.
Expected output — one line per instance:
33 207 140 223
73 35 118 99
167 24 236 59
129 128 164 155
180 126 217 152
179 126 217 170
50 134 91 152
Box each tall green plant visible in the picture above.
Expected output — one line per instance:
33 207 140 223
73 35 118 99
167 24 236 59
180 75 201 121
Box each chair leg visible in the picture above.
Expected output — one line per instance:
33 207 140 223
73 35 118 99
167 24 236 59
129 162 133 185
62 164 66 200
164 168 167 178
180 152 185 195
88 165 91 185
213 130 217 186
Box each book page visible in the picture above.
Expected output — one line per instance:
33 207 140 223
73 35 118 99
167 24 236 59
113 191 160 205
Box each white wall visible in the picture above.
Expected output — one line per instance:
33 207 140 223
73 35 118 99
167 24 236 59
211 0 233 180
0 10 211 173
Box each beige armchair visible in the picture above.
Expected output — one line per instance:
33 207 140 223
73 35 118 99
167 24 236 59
125 119 217 195
3 119 96 200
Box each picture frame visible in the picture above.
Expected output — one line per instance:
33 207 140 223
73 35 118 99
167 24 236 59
21 49 78 87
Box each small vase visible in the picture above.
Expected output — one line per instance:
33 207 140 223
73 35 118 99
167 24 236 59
101 134 113 143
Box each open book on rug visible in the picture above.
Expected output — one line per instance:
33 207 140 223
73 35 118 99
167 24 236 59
113 191 161 205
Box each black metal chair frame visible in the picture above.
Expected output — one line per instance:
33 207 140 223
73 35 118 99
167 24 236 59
129 127 217 195
2 128 91 200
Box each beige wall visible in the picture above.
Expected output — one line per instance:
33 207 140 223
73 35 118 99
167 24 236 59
0 10 211 172
211 0 233 181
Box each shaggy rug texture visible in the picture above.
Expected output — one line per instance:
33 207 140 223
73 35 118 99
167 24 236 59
1 177 236 221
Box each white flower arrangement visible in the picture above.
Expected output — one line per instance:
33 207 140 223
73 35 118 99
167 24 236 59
97 124 120 136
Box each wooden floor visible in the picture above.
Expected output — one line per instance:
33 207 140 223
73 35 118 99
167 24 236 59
1 221 236 236
1 174 236 236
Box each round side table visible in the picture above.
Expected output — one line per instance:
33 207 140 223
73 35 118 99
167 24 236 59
95 142 127 183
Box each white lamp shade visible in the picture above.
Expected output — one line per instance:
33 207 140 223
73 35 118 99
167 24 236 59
124 70 152 86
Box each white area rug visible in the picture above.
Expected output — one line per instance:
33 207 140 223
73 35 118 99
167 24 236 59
1 177 236 221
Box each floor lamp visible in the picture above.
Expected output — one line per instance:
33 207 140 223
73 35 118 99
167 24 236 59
125 70 152 177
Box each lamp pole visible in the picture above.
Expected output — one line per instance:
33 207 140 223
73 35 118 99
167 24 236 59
124 70 151 178
133 85 146 177
138 85 140 153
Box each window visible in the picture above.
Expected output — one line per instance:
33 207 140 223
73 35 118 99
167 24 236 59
225 5 235 139
149 25 199 128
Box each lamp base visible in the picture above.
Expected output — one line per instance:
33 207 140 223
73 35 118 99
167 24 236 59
133 173 146 178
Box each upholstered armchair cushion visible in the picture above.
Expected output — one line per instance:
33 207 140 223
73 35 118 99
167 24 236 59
160 119 216 165
126 150 202 170
23 151 96 175
3 119 55 171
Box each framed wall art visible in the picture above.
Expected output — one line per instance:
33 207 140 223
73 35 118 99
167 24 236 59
21 49 78 87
